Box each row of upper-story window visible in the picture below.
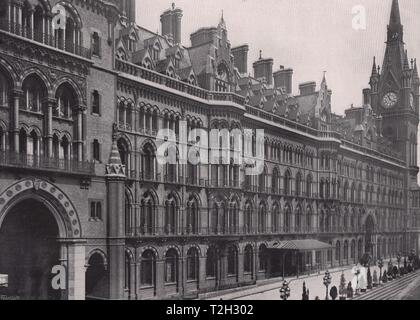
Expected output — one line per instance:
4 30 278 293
340 181 404 206
115 103 409 183
0 73 101 117
338 159 404 187
114 140 406 206
117 105 203 135
0 126 72 160
0 0 104 59
122 191 405 240
116 104 319 171
411 190 420 208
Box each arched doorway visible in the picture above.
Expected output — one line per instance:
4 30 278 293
365 215 375 256
0 199 60 300
85 252 108 300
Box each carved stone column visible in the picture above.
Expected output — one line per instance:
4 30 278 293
73 105 87 162
106 139 127 299
43 97 55 158
11 88 23 153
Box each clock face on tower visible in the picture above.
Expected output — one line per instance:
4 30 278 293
382 92 398 109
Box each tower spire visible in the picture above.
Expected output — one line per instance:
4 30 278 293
371 56 378 76
414 59 419 81
390 0 401 26
387 0 403 42
219 9 226 30
403 50 410 70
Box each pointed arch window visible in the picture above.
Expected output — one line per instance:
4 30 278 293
23 75 46 112
165 196 177 235
165 249 178 284
141 250 156 287
206 247 217 278
306 174 312 197
91 32 101 57
284 170 291 195
186 197 199 234
142 143 156 180
284 204 291 233
244 245 253 274
227 245 238 275
258 203 266 233
55 84 77 118
186 247 199 281
244 202 253 234
0 72 8 106
272 204 280 233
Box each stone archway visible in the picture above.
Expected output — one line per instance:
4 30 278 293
0 178 82 238
0 198 60 299
0 178 85 300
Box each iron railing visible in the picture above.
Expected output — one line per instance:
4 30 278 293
125 226 322 238
0 19 92 59
0 151 95 175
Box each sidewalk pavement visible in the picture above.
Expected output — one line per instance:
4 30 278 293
208 262 388 300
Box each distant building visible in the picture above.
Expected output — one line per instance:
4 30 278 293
0 0 418 300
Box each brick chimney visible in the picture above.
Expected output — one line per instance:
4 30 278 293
231 45 249 75
299 81 316 96
273 66 294 94
120 0 136 23
363 88 371 105
253 51 273 85
161 3 183 44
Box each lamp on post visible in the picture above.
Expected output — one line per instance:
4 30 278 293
323 270 332 300
377 257 384 285
0 274 8 288
397 253 401 269
279 280 291 300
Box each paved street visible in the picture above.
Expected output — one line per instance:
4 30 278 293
399 273 420 300
207 262 420 300
208 264 383 300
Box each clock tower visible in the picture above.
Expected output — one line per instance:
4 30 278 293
370 0 420 170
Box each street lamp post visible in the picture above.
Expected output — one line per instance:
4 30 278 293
323 270 332 300
377 258 384 285
279 280 291 300
397 253 401 270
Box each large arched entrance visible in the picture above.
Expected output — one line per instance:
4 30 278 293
0 179 85 300
0 199 60 299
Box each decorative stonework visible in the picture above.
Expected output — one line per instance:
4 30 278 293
0 178 82 238
105 163 126 177
0 39 89 103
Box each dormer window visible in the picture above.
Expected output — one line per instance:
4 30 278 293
188 75 196 86
117 47 127 60
128 32 137 52
174 56 180 68
143 58 153 70
173 51 182 68
151 42 161 61
167 67 175 78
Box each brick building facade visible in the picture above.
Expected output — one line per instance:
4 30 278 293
0 0 419 300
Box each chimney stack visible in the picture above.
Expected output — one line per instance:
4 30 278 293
363 88 371 105
231 45 249 75
273 66 294 94
299 82 316 96
120 0 136 23
253 51 273 85
161 3 183 44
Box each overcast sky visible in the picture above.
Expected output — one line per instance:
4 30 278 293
137 0 420 115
